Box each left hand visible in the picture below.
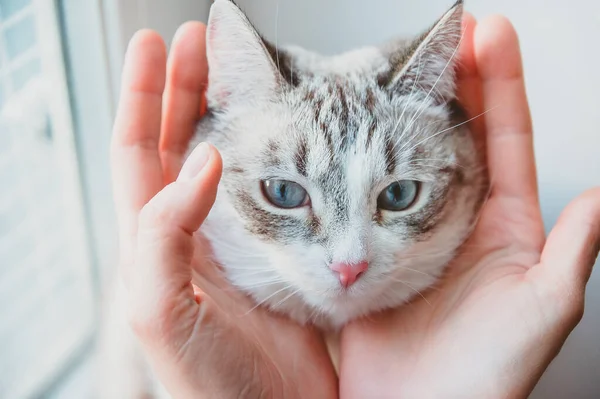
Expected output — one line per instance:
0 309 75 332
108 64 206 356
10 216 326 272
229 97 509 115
111 23 338 399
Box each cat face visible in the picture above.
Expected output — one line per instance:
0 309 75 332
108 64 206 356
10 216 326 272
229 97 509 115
194 0 486 328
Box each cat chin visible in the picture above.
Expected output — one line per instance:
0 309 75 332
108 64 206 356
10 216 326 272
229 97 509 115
202 215 452 331
258 289 412 331
239 268 443 331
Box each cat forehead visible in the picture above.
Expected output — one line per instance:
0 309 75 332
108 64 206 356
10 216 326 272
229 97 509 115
291 76 387 124
282 76 449 153
226 75 453 171
219 49 457 180
235 102 451 185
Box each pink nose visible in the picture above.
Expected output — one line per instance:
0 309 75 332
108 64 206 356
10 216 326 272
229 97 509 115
330 261 368 288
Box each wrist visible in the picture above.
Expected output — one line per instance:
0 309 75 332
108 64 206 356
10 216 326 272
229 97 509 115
340 319 569 399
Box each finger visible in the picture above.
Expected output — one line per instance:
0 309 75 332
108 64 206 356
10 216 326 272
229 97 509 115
133 143 222 309
457 12 477 83
536 188 600 291
456 13 486 142
160 22 209 183
111 30 167 256
475 16 537 203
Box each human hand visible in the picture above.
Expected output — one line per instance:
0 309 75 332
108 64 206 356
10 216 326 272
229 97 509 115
340 14 600 399
110 23 337 399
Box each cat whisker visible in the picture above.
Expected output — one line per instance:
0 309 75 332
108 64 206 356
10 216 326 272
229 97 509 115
203 245 261 259
408 157 461 164
392 264 437 279
290 52 294 84
224 278 287 292
306 306 320 323
387 277 432 307
207 239 265 258
393 247 490 264
362 311 377 324
461 178 493 238
272 287 302 309
392 50 426 145
196 253 217 262
403 250 454 258
218 251 264 259
405 161 465 171
406 158 466 169
400 105 501 154
222 267 276 274
396 24 466 146
275 0 281 72
227 271 283 280
242 284 295 316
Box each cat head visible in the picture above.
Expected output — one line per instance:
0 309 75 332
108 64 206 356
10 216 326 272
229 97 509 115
196 0 486 327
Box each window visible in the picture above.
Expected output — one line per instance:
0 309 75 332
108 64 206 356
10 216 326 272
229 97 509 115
0 0 95 397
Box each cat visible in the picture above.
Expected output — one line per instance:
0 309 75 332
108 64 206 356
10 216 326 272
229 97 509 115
191 0 485 330
99 0 487 396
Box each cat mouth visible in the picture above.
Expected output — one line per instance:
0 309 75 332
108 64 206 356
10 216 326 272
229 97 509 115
321 284 364 300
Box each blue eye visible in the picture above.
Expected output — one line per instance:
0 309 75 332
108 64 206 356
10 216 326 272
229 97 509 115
377 181 420 211
262 179 309 209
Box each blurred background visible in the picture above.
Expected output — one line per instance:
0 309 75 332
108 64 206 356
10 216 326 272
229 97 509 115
0 0 597 397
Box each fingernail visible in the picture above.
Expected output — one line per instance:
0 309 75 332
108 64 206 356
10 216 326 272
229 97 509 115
178 143 210 181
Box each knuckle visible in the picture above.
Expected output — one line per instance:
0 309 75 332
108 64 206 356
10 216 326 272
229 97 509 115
535 275 586 329
138 184 182 230
128 304 161 342
561 289 586 326
127 305 153 340
127 292 189 345
548 282 586 327
138 200 167 227
126 297 163 342
127 314 148 339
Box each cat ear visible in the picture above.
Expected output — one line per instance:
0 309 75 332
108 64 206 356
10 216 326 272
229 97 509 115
379 0 464 104
206 0 285 108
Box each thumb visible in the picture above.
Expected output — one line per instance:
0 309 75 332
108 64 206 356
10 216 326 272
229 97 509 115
129 143 222 337
535 187 600 292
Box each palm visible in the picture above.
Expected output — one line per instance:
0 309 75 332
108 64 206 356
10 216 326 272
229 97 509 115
390 196 551 356
168 236 338 397
339 193 584 397
425 194 547 323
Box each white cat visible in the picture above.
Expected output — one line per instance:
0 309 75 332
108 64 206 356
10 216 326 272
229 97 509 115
192 0 484 329
100 0 486 397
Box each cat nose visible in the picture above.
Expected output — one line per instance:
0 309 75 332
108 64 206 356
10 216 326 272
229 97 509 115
330 261 368 288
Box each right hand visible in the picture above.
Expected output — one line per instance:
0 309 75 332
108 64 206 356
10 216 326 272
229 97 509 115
110 23 337 399
340 14 600 399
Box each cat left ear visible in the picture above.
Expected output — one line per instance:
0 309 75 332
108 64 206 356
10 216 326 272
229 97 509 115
206 0 285 108
380 0 464 104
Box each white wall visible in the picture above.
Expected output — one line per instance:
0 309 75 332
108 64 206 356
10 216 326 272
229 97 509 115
105 0 599 396
102 0 211 105
235 0 600 397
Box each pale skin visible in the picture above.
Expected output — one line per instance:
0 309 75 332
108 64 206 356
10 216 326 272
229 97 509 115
110 13 600 399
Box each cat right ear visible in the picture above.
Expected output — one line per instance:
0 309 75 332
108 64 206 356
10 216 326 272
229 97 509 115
379 0 464 104
206 0 283 108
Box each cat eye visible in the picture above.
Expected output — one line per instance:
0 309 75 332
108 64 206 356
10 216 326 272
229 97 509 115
261 179 309 209
377 180 420 211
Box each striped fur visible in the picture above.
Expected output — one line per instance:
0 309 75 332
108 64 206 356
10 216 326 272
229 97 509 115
192 0 485 329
